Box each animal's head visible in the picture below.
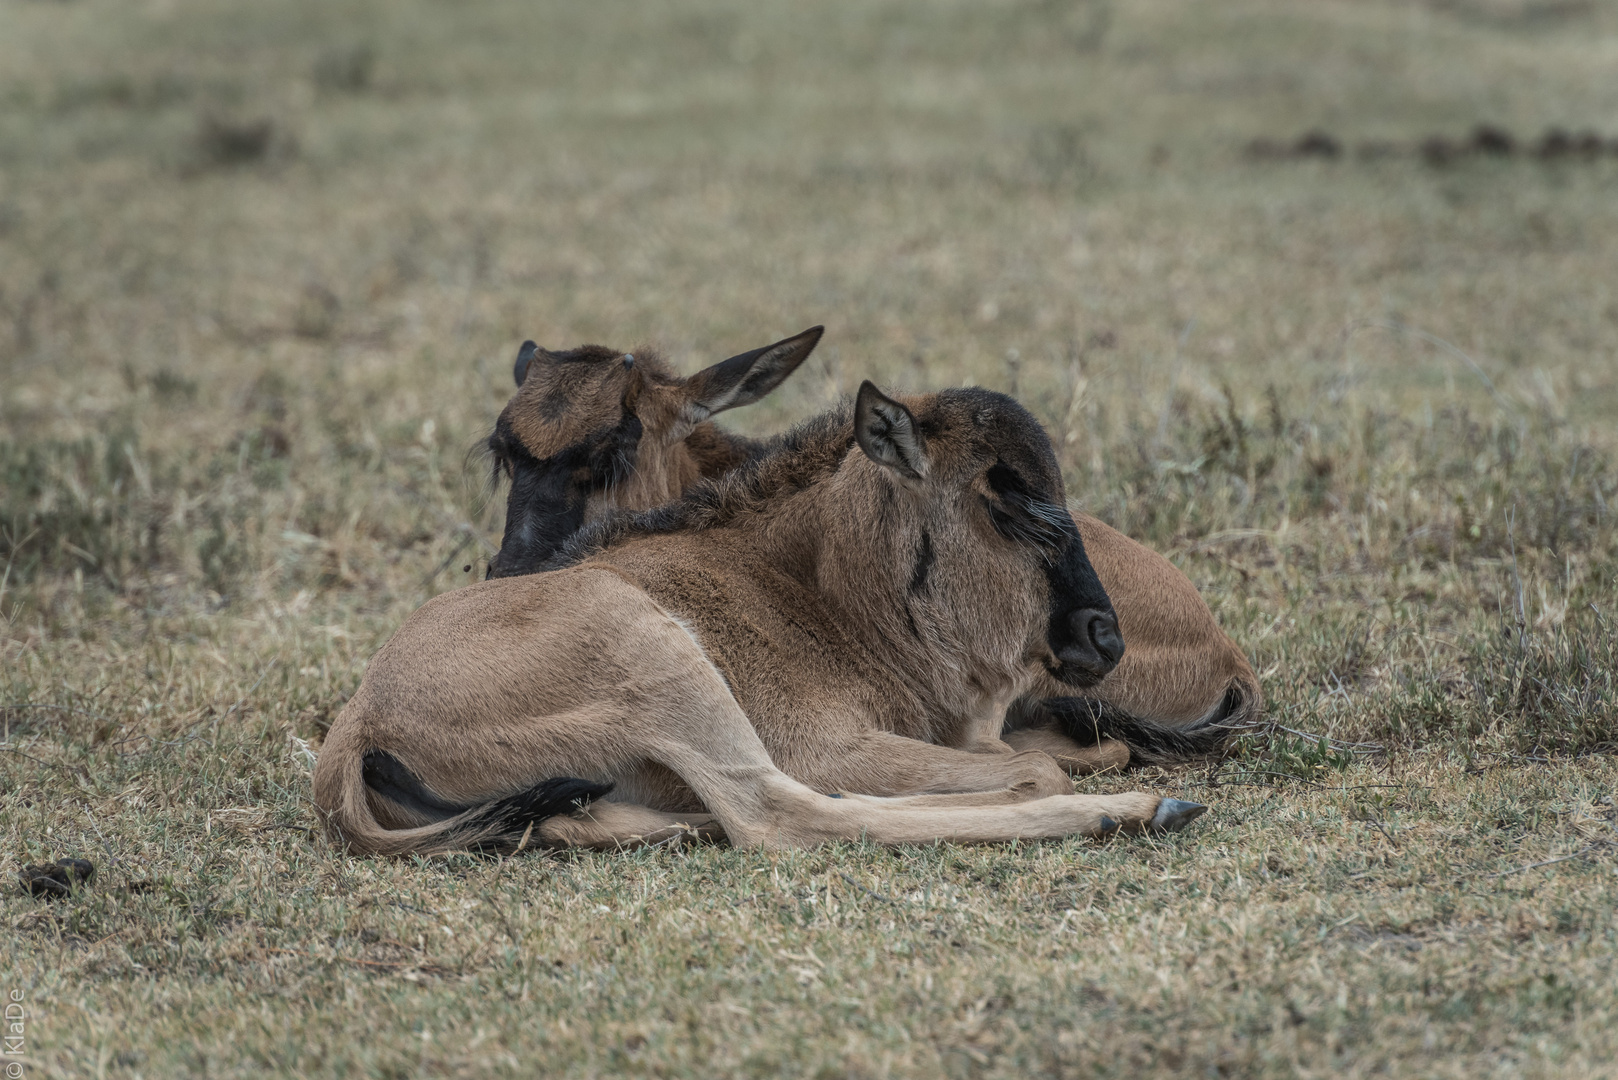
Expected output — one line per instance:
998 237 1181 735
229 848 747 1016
485 326 822 577
833 381 1123 688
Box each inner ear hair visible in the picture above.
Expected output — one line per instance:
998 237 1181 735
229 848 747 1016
854 380 928 479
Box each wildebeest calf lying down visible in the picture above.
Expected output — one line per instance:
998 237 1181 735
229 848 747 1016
483 328 1259 773
314 382 1207 855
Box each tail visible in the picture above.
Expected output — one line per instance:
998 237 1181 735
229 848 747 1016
1040 678 1260 766
312 741 611 857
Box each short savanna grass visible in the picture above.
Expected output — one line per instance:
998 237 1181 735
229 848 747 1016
3 1 1618 1076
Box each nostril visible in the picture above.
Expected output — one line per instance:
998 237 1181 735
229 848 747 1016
1088 611 1124 664
1057 607 1121 677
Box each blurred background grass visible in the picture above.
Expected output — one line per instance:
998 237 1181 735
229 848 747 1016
3 1 1618 1075
4 0 1615 749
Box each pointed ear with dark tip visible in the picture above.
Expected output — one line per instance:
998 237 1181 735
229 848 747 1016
682 325 824 422
854 380 928 479
513 340 540 387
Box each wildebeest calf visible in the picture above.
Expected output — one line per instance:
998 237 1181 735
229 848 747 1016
314 382 1207 854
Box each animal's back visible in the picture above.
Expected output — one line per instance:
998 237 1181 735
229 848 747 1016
1070 512 1258 725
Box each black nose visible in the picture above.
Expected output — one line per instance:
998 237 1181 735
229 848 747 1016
1057 608 1125 677
1087 610 1124 665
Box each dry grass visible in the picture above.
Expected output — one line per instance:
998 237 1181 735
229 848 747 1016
3 1 1618 1076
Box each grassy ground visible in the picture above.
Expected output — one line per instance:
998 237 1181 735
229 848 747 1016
4 0 1618 1076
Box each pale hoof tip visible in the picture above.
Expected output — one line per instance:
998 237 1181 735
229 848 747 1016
1149 798 1208 833
1098 815 1119 834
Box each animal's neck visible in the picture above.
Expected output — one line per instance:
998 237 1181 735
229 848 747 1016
684 422 764 480
753 473 1037 740
608 439 704 517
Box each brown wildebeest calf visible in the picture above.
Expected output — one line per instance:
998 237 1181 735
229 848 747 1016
483 329 1259 773
314 383 1208 855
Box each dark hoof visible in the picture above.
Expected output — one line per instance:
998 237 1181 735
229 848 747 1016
1098 815 1119 834
1148 799 1208 834
19 857 95 899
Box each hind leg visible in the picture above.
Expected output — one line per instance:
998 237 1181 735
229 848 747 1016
532 792 1047 847
634 664 1203 847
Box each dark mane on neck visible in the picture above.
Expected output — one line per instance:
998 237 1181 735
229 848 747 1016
541 403 856 569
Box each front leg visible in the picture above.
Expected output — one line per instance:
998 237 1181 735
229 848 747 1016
1003 727 1130 775
777 731 1073 802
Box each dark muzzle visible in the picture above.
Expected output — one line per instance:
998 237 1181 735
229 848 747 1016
1055 607 1125 680
487 461 589 579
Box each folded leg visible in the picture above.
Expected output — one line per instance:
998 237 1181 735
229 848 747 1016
1003 727 1130 775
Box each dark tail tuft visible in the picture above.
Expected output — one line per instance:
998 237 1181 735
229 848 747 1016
467 776 616 843
362 749 612 853
1040 681 1255 766
363 749 469 820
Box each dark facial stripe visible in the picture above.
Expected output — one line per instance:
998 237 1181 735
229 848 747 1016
1041 517 1118 686
908 530 934 594
902 603 922 640
488 451 588 578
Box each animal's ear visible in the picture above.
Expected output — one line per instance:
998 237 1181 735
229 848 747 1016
680 325 824 422
513 341 540 387
854 380 928 479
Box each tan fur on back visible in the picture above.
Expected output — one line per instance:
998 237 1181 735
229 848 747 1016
1068 514 1255 724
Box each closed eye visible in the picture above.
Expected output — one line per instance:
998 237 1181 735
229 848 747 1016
983 463 1069 551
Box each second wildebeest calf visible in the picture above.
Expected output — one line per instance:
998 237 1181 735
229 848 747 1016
486 328 825 575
